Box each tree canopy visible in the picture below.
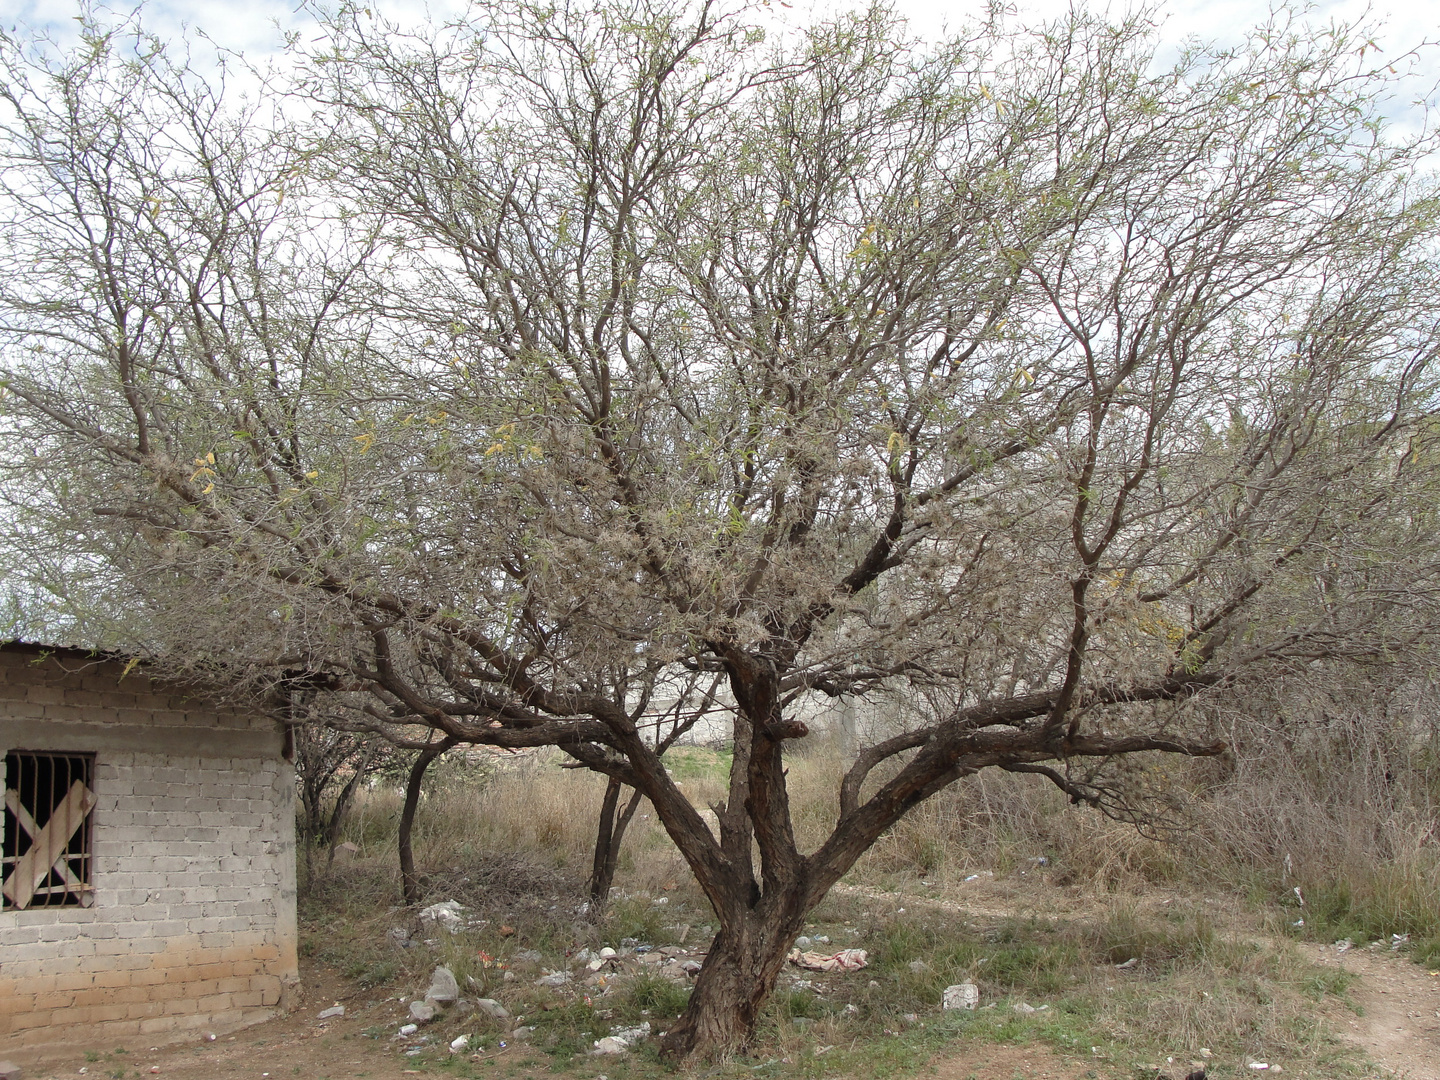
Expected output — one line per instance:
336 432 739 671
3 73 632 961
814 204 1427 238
3 0 1439 1059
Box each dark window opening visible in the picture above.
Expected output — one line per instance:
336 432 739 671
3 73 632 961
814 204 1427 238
2 751 96 910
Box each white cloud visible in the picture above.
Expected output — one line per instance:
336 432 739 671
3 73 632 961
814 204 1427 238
1 0 1433 128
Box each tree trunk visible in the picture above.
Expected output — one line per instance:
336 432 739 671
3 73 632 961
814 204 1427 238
588 777 644 912
324 746 373 866
659 912 804 1061
399 739 455 905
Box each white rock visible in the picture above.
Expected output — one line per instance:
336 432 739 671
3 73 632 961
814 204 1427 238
428 966 460 1003
474 998 509 1020
942 982 980 1011
1012 1002 1036 1014
409 1001 437 1023
317 1005 345 1020
418 900 467 935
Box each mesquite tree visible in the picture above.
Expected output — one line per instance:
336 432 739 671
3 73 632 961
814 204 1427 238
4 2 1440 1061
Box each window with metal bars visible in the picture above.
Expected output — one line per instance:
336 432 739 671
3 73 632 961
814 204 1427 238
2 751 96 910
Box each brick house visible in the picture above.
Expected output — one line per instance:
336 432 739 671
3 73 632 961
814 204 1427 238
0 642 298 1062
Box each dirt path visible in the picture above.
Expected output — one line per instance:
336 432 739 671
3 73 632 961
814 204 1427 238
1300 941 1440 1080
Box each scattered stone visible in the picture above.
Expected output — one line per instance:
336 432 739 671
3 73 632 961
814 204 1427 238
593 1021 651 1053
943 982 980 1011
317 1004 345 1020
1012 1002 1036 1014
452 999 475 1017
499 925 516 936
514 949 543 963
1114 957 1139 969
1335 939 1354 953
680 960 703 976
418 901 466 935
611 1021 651 1044
907 960 929 973
474 998 510 1020
427 966 460 1003
536 970 573 986
510 1026 534 1041
332 841 360 863
0 1066 22 1080
409 1001 437 1023
503 970 518 982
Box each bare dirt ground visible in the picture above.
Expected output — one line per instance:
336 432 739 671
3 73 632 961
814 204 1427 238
18 886 1439 1080
1299 940 1440 1080
22 961 553 1080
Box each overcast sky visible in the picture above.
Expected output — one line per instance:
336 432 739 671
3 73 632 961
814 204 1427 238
1 0 1435 126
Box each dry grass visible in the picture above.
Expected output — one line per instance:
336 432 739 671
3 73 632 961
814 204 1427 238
293 707 1435 1075
288 733 1417 1079
316 725 1440 954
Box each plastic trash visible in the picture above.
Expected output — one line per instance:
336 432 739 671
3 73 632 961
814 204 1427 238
787 948 868 972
